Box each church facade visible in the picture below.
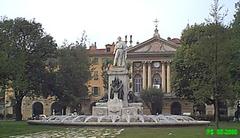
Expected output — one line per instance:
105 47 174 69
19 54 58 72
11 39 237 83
127 29 193 115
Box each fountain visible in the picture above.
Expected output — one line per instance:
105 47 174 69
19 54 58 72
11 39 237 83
28 37 210 127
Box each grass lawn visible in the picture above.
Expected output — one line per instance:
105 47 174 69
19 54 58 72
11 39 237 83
0 121 239 138
0 120 62 137
119 122 240 138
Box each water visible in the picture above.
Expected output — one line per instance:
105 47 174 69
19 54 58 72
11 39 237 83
38 114 202 124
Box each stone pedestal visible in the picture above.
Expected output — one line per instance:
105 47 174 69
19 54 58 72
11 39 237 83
92 107 108 116
108 67 129 107
128 103 143 114
108 93 123 115
92 66 143 117
122 107 138 116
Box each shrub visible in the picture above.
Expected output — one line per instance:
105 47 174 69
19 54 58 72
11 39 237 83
0 113 4 120
6 114 13 119
141 88 164 114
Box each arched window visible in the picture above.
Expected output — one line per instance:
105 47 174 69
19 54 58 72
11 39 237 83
152 73 161 89
171 102 182 115
194 103 206 115
32 102 43 117
51 102 65 115
133 74 142 96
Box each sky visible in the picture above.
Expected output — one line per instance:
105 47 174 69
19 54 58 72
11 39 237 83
0 0 238 48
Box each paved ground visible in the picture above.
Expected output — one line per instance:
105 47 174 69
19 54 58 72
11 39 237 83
9 128 124 138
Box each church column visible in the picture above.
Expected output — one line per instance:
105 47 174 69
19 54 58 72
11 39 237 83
142 61 147 89
161 61 166 92
147 61 152 88
167 62 171 93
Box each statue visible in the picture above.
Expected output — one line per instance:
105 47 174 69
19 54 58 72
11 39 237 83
98 92 108 102
117 80 124 100
110 77 124 100
127 91 134 103
113 36 127 67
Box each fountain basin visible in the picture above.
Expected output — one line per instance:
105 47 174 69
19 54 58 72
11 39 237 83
27 115 210 127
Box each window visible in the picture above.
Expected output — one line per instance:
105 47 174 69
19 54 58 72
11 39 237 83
152 73 161 89
133 74 142 96
92 87 99 96
106 47 111 52
93 71 98 80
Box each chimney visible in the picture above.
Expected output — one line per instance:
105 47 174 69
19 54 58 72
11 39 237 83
125 35 127 44
129 35 133 47
167 37 171 41
136 41 139 45
89 42 97 50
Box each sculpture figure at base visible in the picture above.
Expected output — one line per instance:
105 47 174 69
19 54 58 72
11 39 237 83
98 92 108 102
110 77 124 100
127 91 134 103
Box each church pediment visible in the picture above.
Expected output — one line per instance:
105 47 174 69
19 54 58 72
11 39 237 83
127 37 178 54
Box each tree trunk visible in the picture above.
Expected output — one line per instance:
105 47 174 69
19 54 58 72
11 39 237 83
15 99 22 121
214 99 219 128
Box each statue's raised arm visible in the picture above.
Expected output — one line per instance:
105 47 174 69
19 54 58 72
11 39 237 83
113 36 127 67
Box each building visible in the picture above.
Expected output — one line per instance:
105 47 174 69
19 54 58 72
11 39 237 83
87 26 193 115
87 43 115 103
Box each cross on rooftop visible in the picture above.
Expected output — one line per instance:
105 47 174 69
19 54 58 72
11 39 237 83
154 18 159 28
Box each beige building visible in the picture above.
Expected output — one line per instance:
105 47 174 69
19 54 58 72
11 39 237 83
87 43 115 103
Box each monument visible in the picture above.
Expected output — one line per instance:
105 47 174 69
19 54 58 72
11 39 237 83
92 36 143 117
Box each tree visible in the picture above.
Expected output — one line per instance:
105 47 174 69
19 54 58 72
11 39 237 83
0 17 57 120
230 0 240 102
141 88 163 114
172 0 234 128
55 40 91 113
101 58 113 90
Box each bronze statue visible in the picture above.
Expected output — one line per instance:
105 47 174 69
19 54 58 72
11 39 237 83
110 77 124 100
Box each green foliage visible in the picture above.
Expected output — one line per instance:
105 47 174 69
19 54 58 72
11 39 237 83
101 58 113 90
172 23 234 104
0 17 57 120
141 88 163 114
230 0 240 100
181 23 206 46
56 41 91 109
172 0 240 128
172 0 239 107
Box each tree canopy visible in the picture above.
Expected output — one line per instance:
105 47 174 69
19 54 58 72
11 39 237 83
171 0 240 127
55 41 91 112
230 0 240 101
172 23 233 105
0 17 57 120
141 88 163 114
